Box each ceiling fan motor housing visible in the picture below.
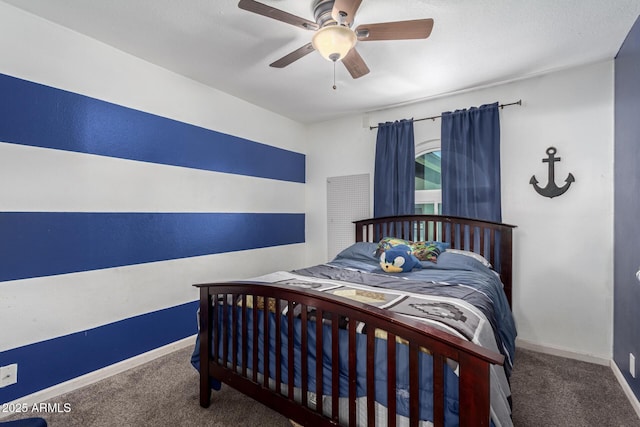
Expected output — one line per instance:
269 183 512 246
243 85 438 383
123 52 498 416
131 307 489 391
313 0 340 27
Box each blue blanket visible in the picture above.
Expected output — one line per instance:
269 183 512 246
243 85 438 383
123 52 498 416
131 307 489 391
299 242 517 375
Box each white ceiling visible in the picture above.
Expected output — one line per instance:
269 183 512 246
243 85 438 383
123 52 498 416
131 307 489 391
3 0 640 124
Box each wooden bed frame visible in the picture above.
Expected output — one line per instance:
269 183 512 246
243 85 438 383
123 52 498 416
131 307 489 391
195 215 516 427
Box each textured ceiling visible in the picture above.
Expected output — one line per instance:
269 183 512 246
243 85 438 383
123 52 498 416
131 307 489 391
3 0 640 123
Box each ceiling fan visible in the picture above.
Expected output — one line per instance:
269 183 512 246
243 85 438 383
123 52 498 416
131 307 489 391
238 0 434 79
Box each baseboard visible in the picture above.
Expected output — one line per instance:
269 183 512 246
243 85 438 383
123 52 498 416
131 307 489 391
611 360 640 419
516 338 610 366
0 335 195 418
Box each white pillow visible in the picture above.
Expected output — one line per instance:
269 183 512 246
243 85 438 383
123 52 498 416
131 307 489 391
446 249 492 268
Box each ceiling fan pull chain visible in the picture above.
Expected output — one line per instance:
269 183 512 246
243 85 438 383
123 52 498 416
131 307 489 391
333 61 337 90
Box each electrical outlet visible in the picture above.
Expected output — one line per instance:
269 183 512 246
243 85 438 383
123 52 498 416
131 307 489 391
0 364 18 387
631 353 636 378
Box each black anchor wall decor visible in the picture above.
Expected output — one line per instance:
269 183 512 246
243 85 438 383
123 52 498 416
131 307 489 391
530 147 575 198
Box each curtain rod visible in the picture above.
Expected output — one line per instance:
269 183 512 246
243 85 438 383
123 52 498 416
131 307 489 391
368 99 522 130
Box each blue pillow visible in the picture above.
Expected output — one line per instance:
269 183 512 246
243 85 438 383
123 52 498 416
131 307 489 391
333 242 379 263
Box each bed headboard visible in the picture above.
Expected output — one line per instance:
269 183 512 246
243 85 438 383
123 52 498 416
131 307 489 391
354 215 516 307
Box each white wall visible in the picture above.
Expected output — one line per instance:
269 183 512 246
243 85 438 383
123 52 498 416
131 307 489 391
306 61 614 360
0 2 307 354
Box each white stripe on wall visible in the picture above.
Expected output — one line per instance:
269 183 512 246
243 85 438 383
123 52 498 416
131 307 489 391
0 142 304 213
0 243 304 352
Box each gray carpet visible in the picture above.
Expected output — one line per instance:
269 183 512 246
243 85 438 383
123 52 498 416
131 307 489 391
510 348 639 426
2 346 638 426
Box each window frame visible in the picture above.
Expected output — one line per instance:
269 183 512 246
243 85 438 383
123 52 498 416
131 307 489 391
415 139 442 214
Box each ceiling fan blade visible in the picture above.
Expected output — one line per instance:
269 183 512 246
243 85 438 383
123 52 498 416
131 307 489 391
356 18 434 41
332 0 363 26
270 43 315 68
342 48 370 79
238 0 319 31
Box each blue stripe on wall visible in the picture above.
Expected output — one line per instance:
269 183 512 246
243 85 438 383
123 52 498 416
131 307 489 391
0 212 304 282
0 73 305 183
0 300 198 404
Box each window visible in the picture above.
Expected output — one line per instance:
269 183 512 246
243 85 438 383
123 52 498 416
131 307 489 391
415 140 441 215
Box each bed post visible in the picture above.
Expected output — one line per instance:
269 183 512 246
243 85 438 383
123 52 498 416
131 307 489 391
199 286 212 408
458 352 492 427
355 222 364 242
500 226 514 308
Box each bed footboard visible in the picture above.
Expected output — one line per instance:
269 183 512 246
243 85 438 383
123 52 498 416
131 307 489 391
196 282 504 427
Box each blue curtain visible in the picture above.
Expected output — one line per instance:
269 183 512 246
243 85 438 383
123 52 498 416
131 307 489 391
374 119 415 217
441 102 502 222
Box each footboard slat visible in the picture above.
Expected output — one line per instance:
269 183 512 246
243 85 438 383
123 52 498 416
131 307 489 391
287 301 295 402
409 343 419 427
212 292 218 366
263 296 270 389
366 331 375 427
232 294 238 372
300 303 308 407
241 295 248 378
315 308 324 416
222 294 228 369
252 294 258 383
331 316 340 423
387 332 397 427
348 319 357 426
275 297 282 395
433 353 445 426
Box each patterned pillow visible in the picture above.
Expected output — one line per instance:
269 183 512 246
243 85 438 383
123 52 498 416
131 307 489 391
375 237 446 263
410 241 442 263
374 237 412 257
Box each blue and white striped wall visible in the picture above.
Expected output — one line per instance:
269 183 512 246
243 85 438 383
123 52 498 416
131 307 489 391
0 73 306 403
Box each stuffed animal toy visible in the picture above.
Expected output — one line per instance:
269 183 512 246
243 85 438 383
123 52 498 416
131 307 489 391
379 244 422 273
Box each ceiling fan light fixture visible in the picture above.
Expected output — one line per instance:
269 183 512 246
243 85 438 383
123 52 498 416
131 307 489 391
311 25 356 62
